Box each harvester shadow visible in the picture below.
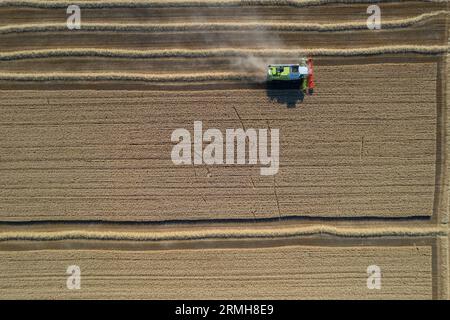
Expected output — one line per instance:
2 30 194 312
265 81 305 108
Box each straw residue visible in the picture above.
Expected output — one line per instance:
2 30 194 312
0 45 447 63
0 11 447 34
0 226 446 241
0 0 447 9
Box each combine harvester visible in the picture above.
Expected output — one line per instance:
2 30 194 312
267 57 315 94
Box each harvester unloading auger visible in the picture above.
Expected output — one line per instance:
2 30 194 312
267 57 315 95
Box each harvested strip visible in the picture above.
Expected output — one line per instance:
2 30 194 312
0 46 447 62
0 11 447 34
0 226 446 241
0 0 446 9
0 72 258 82
0 63 438 221
0 245 433 299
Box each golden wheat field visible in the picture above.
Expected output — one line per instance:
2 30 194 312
0 0 449 300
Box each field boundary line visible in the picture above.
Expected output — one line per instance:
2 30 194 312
437 236 449 299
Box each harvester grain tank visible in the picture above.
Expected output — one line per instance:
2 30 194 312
267 57 315 95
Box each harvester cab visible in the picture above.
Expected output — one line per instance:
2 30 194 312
267 57 315 95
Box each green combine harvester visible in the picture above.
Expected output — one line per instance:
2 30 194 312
267 57 315 95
